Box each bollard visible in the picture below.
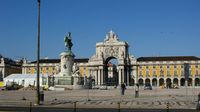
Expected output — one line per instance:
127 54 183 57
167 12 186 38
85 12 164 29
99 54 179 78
29 102 32 112
166 102 169 112
74 101 77 112
196 93 200 110
118 102 120 112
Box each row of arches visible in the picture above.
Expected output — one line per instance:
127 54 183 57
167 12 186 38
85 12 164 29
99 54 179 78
130 78 200 87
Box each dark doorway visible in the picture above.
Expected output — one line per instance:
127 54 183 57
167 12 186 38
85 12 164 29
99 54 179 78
159 78 164 87
166 78 172 88
139 79 144 86
173 78 179 87
152 78 157 87
145 78 150 85
180 78 185 86
195 78 200 86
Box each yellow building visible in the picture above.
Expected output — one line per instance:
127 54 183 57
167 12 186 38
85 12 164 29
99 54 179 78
137 56 200 88
21 56 200 88
22 58 89 77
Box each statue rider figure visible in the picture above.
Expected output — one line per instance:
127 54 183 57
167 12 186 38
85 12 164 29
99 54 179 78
64 32 73 51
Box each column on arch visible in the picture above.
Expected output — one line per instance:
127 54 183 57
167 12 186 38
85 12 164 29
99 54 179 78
98 69 101 85
121 66 124 83
118 67 122 85
99 68 103 85
126 67 129 86
95 69 98 85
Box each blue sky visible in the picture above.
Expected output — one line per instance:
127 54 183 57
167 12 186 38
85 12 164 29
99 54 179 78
0 0 200 61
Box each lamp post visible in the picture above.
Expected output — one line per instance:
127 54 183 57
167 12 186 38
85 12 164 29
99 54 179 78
135 64 139 98
184 63 190 107
87 75 91 101
84 67 86 86
36 0 41 105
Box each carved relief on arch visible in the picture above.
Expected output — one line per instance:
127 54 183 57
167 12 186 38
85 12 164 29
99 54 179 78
104 47 119 59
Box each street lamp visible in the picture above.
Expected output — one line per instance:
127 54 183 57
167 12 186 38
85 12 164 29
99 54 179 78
135 64 139 98
83 67 86 86
87 75 91 101
36 0 41 105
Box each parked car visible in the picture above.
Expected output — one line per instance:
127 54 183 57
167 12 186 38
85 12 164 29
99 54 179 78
144 83 152 90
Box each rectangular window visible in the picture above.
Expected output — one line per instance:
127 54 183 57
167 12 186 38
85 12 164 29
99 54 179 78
174 70 177 76
139 71 142 75
153 70 156 75
167 65 170 69
181 65 184 68
181 70 184 76
146 70 149 76
152 70 157 77
167 70 170 76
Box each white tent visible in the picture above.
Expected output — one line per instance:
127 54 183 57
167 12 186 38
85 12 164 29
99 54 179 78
3 74 48 87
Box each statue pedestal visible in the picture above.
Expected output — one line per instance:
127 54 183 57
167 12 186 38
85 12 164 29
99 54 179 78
54 76 73 85
53 76 73 90
54 51 75 89
60 51 75 77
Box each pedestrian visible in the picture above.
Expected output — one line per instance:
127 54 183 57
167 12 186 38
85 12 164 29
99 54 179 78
121 83 126 95
135 84 139 98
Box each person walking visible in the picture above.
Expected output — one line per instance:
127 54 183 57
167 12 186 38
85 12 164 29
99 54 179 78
121 83 126 95
135 84 139 98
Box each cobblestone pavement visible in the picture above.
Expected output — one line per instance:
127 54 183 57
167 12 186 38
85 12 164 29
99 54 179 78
0 87 199 110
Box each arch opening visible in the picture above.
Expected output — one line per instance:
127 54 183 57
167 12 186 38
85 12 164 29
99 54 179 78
139 79 144 86
195 78 200 86
173 78 179 87
180 78 185 86
159 78 164 87
166 78 172 88
104 57 118 86
152 78 157 87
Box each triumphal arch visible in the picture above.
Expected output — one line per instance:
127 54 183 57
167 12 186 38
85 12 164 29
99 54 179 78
88 30 137 86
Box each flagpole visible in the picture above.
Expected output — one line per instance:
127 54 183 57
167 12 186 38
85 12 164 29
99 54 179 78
36 0 41 105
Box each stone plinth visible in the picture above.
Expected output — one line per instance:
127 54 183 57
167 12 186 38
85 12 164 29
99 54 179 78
55 51 75 87
60 51 75 77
